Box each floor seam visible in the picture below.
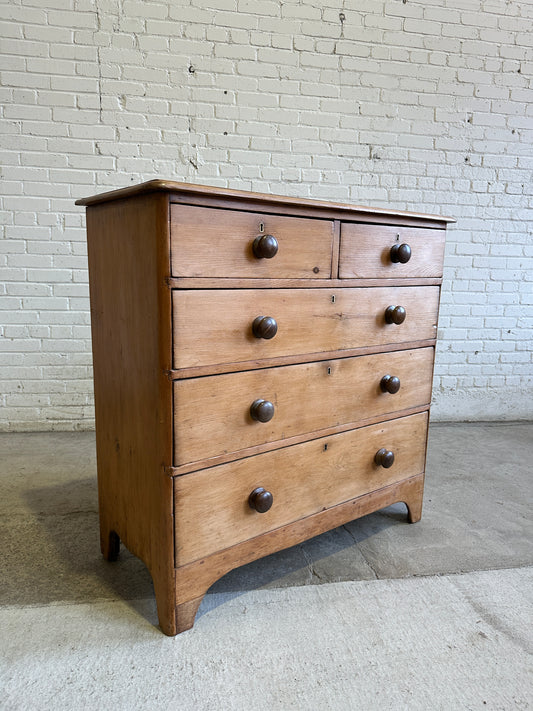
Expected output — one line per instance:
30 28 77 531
341 524 380 580
299 545 327 583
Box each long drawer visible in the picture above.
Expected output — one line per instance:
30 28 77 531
339 224 446 279
173 347 434 466
170 204 334 278
174 412 428 565
172 286 440 370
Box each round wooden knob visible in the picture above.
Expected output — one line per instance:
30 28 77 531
249 487 273 513
380 375 401 394
390 243 412 264
374 448 395 468
252 315 278 339
253 234 278 259
250 399 275 422
385 305 406 325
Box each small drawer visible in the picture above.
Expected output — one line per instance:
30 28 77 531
173 347 434 466
170 204 333 278
339 224 446 279
172 286 440 370
174 411 428 565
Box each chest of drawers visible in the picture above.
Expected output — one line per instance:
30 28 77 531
77 180 451 635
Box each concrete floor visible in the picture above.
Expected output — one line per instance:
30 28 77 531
1 422 532 709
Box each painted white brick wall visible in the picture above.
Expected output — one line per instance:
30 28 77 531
1 0 532 430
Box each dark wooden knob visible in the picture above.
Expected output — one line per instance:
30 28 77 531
385 305 406 325
380 375 401 394
249 487 273 513
253 234 278 259
252 315 278 339
390 243 412 264
374 448 395 468
250 399 275 422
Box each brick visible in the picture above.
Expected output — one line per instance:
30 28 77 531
122 0 168 18
281 4 320 19
1 38 49 58
47 10 96 29
404 18 443 36
50 75 98 92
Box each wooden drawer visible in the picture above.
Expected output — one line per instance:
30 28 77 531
170 204 334 278
172 286 440 370
339 224 446 279
173 347 434 466
174 411 428 565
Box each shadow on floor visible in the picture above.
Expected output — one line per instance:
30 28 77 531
5 475 406 628
5 422 532 631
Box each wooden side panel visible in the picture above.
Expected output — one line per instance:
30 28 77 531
174 412 428 566
339 225 446 279
86 194 177 635
170 204 333 278
173 347 434 465
172 286 440 369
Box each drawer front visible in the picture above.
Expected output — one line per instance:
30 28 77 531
172 286 440 370
339 224 446 279
173 347 434 466
170 204 334 278
174 412 428 565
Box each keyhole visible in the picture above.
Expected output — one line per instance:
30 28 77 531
259 222 264 233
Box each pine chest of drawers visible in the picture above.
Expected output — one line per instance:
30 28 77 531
77 180 452 635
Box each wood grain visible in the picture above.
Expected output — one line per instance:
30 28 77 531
170 204 333 278
174 596 204 634
170 404 429 476
174 472 426 609
173 347 434 466
76 179 455 225
172 286 440 370
86 193 177 636
167 339 437 380
169 194 450 229
339 224 447 279
167 277 443 289
174 412 428 566
331 219 341 278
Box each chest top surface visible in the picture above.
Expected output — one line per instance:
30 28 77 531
76 178 454 224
